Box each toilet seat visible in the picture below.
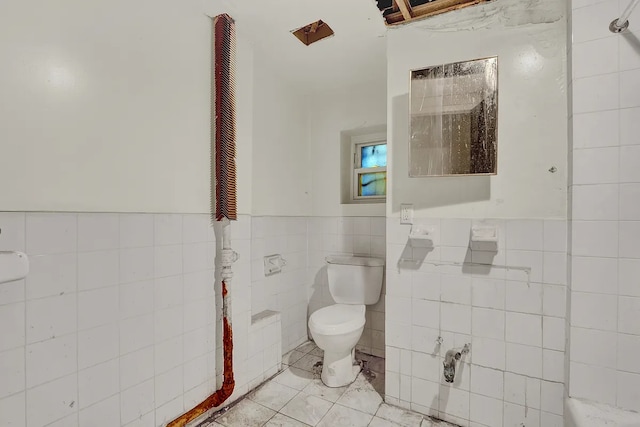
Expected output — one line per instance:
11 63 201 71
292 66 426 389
309 304 365 335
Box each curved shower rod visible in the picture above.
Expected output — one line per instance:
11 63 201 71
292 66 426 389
610 0 640 33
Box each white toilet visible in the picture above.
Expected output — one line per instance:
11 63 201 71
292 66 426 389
308 255 384 387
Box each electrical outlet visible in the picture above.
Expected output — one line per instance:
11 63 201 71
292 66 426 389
400 204 413 224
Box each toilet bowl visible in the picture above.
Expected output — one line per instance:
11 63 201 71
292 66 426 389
308 256 384 387
309 304 366 387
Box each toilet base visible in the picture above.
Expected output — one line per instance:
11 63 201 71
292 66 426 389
321 348 361 388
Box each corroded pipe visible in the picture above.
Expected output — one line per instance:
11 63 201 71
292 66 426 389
167 222 236 427
167 13 238 427
166 284 234 426
167 220 237 427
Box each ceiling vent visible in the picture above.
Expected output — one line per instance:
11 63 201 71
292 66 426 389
291 20 334 46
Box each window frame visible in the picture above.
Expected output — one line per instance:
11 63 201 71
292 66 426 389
351 134 387 202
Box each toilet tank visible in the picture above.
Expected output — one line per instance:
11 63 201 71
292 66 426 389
326 256 385 305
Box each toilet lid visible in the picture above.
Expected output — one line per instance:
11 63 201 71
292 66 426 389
309 304 366 335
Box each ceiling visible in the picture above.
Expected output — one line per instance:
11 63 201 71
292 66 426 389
204 0 388 93
376 0 490 25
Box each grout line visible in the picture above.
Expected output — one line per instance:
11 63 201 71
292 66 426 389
180 214 186 414
616 57 624 410
23 213 27 426
73 213 79 425
151 214 157 427
115 215 122 424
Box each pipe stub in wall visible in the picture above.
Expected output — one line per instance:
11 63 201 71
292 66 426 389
610 19 630 33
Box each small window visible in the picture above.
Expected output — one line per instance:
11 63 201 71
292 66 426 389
353 140 387 201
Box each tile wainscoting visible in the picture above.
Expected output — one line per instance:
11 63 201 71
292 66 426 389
0 212 279 427
248 215 388 357
0 212 387 426
385 217 568 427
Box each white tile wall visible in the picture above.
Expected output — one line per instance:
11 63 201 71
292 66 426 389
251 217 308 354
307 216 387 358
385 217 567 426
0 212 264 427
569 0 640 414
246 311 282 391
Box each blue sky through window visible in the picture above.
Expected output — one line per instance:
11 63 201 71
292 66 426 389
361 144 387 168
359 172 386 197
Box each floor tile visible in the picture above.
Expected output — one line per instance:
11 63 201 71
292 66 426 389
280 393 333 426
375 403 423 427
302 379 348 403
215 399 276 427
273 367 316 391
317 404 373 427
291 353 323 373
283 350 307 366
295 341 317 354
264 413 311 427
336 374 383 415
369 417 403 427
248 381 299 411
309 347 324 357
199 351 442 427
421 417 455 426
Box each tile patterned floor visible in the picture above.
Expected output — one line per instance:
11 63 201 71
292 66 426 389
199 342 457 427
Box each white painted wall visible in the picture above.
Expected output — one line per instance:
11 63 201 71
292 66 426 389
384 1 570 426
308 82 387 217
0 1 270 425
0 0 254 215
387 0 568 220
251 51 311 217
234 32 255 217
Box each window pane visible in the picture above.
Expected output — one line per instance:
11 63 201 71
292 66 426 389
359 172 386 197
361 144 387 168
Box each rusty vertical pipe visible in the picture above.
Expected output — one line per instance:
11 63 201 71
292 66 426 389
166 13 237 427
166 278 234 427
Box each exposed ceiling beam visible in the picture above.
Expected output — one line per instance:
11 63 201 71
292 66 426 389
394 0 413 20
385 0 490 25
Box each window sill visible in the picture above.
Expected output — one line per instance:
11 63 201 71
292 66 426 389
343 198 386 205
